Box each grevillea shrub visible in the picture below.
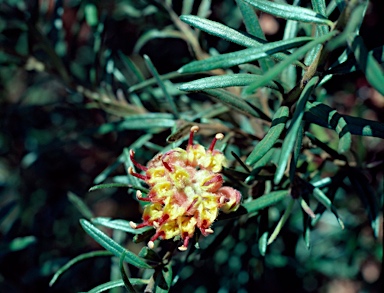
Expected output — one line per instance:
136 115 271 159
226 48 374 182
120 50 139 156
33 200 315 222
1 0 382 292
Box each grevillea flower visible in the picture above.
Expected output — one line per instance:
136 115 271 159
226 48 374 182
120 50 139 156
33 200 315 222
129 126 241 251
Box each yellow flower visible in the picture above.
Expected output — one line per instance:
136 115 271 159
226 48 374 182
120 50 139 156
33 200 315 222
129 126 241 251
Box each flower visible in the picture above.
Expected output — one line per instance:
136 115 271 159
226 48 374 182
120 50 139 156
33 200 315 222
129 126 241 251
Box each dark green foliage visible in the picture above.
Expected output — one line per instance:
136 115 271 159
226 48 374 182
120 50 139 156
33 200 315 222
1 0 383 292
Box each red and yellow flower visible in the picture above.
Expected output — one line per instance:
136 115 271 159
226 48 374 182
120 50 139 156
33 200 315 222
129 126 241 251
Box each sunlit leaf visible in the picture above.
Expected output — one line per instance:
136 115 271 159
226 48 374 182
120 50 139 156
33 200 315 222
91 217 153 235
80 219 152 269
178 37 313 73
243 0 333 25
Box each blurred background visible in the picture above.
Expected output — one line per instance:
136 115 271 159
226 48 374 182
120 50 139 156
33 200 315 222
0 0 383 292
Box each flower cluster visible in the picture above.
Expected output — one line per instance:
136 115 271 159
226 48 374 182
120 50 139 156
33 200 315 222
129 126 241 251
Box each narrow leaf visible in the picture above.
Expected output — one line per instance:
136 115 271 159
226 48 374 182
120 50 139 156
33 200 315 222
80 219 152 269
202 88 271 121
143 55 179 118
49 251 112 287
289 122 304 183
348 171 380 237
327 109 352 154
274 77 319 185
68 192 94 219
155 263 173 293
180 14 264 48
91 217 153 235
312 187 344 229
179 74 282 91
87 279 150 293
96 114 175 134
246 106 289 166
89 183 148 193
349 35 384 96
245 31 337 94
236 0 275 71
243 190 289 214
120 250 137 293
305 102 384 138
243 0 333 26
178 37 313 73
267 198 295 245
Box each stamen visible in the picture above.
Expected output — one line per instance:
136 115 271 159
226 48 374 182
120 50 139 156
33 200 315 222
188 126 199 148
208 133 224 152
148 241 155 249
128 166 147 181
162 160 173 172
149 231 164 246
157 214 169 225
178 235 190 251
129 221 137 229
136 190 150 202
129 149 148 171
200 227 214 236
135 222 150 229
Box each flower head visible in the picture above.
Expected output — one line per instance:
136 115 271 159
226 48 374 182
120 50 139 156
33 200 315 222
129 126 241 251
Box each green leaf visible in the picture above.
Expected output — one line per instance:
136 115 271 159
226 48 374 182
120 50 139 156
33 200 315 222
245 31 337 94
86 279 150 293
312 187 344 229
134 29 185 54
235 0 275 71
301 204 312 249
246 148 276 183
289 122 304 182
178 37 313 73
348 171 380 237
89 183 148 193
201 88 271 121
80 219 152 269
348 35 384 96
267 198 295 245
49 251 112 287
179 74 282 92
243 190 289 213
67 192 94 219
243 0 333 26
180 14 264 48
119 51 145 83
327 108 352 154
274 76 319 185
143 55 179 118
258 209 269 256
93 153 125 184
305 102 384 138
155 263 173 293
305 131 345 160
120 250 137 293
311 0 329 35
91 217 153 235
246 106 289 166
0 236 36 256
96 113 175 134
258 231 268 256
